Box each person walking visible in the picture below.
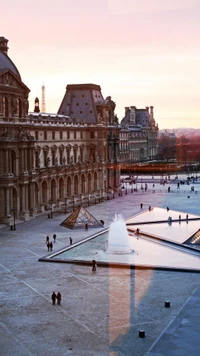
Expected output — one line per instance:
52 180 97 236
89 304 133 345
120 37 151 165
85 223 88 231
56 292 62 305
51 291 56 305
49 241 53 251
92 260 97 271
53 233 56 243
46 235 49 244
47 241 50 251
140 203 143 209
69 237 73 245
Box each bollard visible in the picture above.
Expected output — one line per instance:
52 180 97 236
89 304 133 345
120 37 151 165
139 330 145 338
165 301 170 308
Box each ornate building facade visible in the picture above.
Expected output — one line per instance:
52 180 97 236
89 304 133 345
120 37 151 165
120 105 159 163
0 37 120 225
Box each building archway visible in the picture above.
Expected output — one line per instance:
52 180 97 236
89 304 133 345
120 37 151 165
34 182 39 207
88 173 92 194
41 180 48 204
81 174 86 194
94 172 98 191
67 177 71 197
74 175 78 195
59 177 64 199
51 179 56 201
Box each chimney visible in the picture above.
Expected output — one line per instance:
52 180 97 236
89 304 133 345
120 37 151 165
34 97 40 113
146 106 149 113
125 107 129 115
0 37 9 54
150 106 154 118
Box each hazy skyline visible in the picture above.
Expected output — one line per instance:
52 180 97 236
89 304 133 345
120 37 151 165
2 0 200 129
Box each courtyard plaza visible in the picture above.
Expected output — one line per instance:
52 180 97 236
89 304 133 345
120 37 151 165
0 174 200 355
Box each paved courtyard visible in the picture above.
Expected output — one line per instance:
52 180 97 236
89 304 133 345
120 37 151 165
0 176 200 355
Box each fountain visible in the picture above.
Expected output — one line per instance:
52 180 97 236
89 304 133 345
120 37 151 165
107 214 133 254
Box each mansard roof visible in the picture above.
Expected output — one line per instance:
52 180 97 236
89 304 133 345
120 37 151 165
57 83 105 124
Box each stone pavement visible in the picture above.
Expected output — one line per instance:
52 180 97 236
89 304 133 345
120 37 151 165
0 177 200 356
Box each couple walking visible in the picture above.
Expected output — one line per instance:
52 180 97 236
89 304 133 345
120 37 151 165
51 291 62 305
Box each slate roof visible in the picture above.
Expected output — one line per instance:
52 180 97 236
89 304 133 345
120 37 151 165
0 51 21 79
57 83 104 124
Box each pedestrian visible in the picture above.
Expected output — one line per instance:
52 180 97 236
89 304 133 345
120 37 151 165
69 237 73 245
149 206 151 211
92 259 97 271
153 184 155 188
85 223 88 231
167 207 169 212
140 203 143 209
47 241 50 251
53 233 56 243
51 291 56 305
56 292 62 305
46 235 49 244
49 241 53 251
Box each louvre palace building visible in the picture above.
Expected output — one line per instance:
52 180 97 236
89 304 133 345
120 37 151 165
0 36 158 225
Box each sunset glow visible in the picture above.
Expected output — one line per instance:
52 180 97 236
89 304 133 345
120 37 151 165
2 0 200 128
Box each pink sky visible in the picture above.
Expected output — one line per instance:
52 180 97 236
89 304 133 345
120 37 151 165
2 0 200 128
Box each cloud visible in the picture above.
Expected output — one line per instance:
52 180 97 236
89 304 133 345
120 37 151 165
108 0 197 15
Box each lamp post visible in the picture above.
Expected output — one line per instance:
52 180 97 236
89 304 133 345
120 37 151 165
49 198 53 218
88 194 90 207
80 194 82 207
64 197 68 214
73 195 75 211
125 182 128 195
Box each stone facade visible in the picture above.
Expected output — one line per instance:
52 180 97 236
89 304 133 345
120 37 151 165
0 37 120 225
120 106 159 163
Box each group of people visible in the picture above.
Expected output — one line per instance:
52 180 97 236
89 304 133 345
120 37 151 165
51 291 62 305
46 234 57 251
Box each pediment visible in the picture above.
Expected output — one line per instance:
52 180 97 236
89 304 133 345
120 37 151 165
0 69 30 93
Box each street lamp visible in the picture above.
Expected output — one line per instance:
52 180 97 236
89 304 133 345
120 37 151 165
80 194 82 207
73 195 75 211
49 198 53 218
88 194 90 207
11 208 17 230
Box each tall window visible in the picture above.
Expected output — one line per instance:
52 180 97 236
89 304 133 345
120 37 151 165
44 131 47 140
90 131 95 139
67 149 70 164
52 150 56 165
74 131 76 140
60 131 63 140
52 131 55 140
67 131 70 139
44 151 48 167
59 150 63 165
35 151 40 168
80 131 83 139
90 147 95 162
80 148 83 162
35 131 38 140
74 149 77 164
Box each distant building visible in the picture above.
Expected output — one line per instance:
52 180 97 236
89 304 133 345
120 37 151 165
0 37 120 225
120 106 158 162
